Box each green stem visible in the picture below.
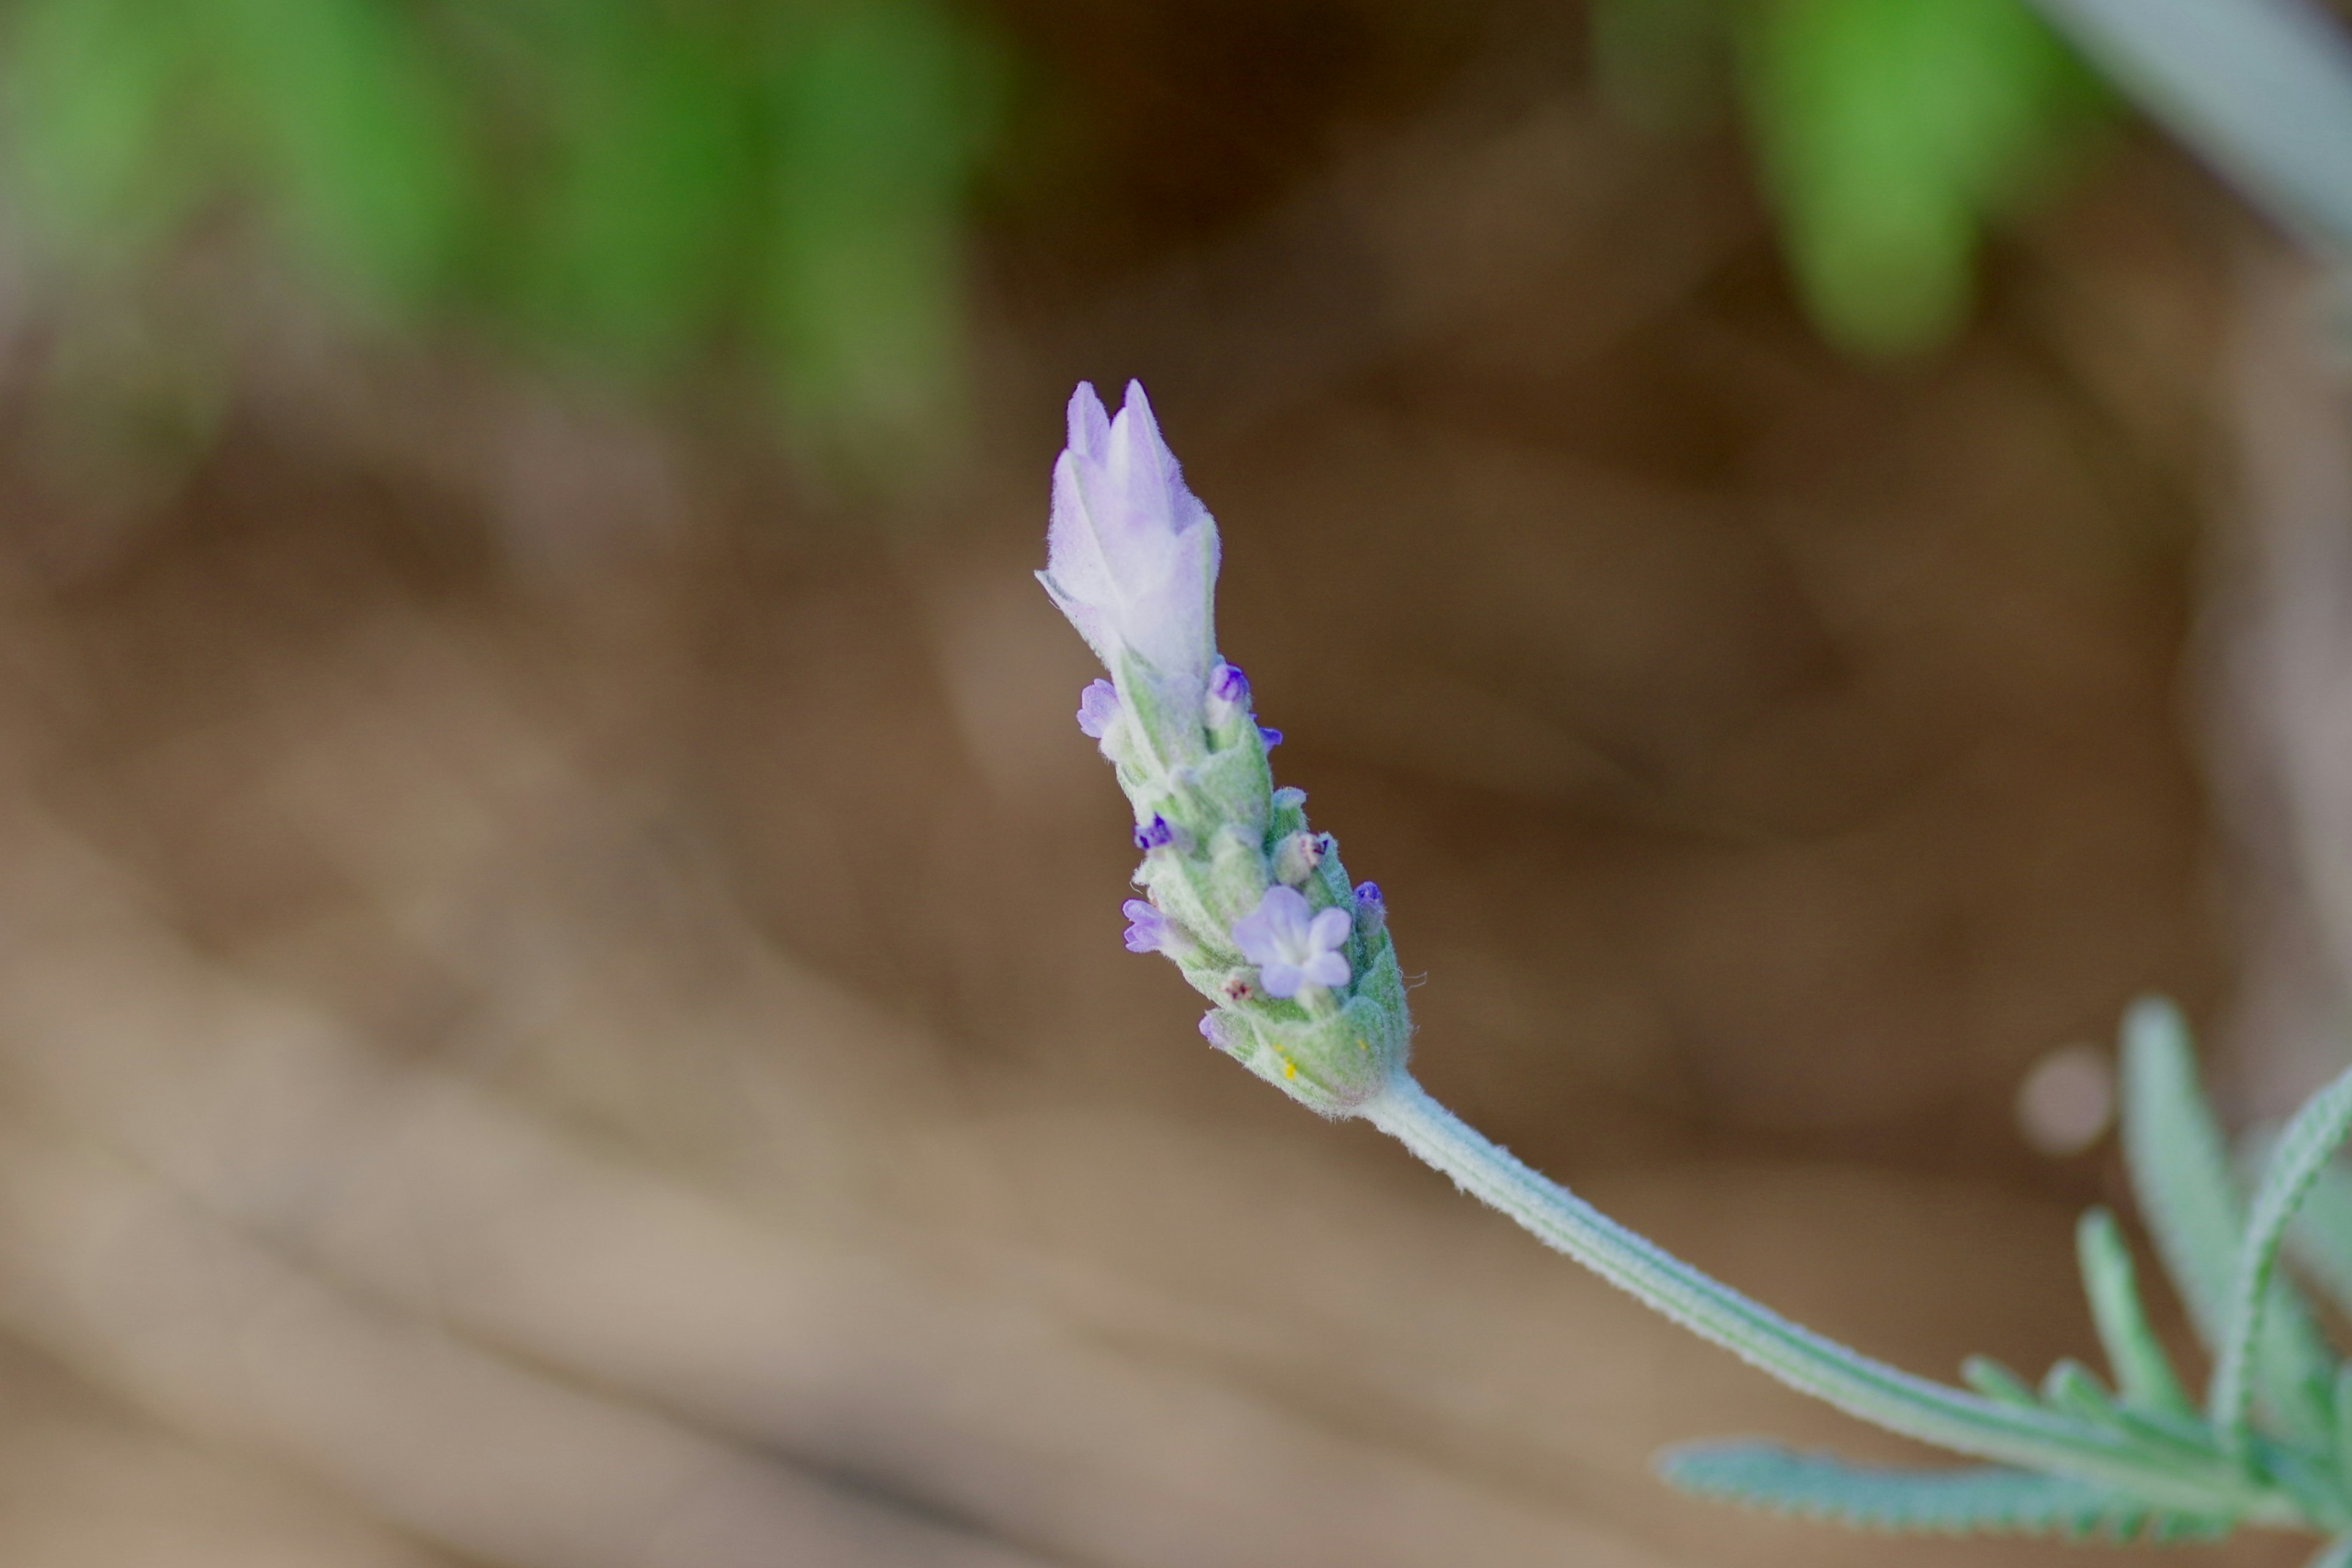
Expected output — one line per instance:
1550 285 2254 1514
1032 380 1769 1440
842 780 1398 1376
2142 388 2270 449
1357 1074 2289 1521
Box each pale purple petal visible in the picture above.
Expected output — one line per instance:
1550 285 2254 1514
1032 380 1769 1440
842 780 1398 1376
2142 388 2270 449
1259 960 1305 998
1301 951 1350 989
1231 886 1351 998
1076 679 1120 738
1231 886 1310 965
1123 897 1193 956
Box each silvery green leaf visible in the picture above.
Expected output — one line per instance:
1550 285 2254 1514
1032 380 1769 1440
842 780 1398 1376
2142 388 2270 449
2029 0 2352 253
1961 1355 2040 1408
2077 1207 2194 1417
2286 1156 2352 1319
2120 998 2334 1448
1657 1442 2212 1539
2210 1063 2352 1450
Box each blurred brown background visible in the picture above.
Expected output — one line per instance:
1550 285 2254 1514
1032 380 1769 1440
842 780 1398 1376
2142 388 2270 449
0 1 2326 1564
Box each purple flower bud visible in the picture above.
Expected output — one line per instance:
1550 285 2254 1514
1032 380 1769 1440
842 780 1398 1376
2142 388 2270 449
1199 1011 1240 1050
1123 897 1193 956
1258 725 1284 748
1210 660 1248 703
1131 814 1188 852
1354 880 1385 935
1076 679 1121 739
1230 885 1352 999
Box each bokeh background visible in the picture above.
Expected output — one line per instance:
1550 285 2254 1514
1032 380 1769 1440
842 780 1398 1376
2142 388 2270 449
0 1 2341 1563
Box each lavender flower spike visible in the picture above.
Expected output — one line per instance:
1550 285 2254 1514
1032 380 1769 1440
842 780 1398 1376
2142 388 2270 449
1231 886 1351 998
1037 377 1408 1117
1038 382 1221 757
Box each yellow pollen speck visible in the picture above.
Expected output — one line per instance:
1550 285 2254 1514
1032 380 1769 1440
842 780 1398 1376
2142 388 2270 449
1282 1059 1297 1080
1356 1036 1370 1052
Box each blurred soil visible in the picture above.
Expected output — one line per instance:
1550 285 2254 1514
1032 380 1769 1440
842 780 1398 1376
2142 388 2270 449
0 5 2315 1565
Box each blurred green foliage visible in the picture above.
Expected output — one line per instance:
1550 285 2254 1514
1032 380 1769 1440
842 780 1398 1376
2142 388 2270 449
1 0 1003 475
1596 0 2111 356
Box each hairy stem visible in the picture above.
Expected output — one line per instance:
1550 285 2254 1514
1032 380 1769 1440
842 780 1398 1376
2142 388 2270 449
1357 1074 2293 1522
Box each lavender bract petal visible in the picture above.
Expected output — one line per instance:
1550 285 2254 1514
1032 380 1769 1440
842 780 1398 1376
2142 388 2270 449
1038 381 1221 729
1068 380 1112 458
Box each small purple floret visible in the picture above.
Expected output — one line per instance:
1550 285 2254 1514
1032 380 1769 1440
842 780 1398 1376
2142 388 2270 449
1259 726 1283 747
1230 885 1352 999
1133 814 1176 851
1123 897 1175 954
1210 661 1249 704
1076 679 1121 739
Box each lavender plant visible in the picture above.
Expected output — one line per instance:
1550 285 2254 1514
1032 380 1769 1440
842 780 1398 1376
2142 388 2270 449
1040 379 2352 1564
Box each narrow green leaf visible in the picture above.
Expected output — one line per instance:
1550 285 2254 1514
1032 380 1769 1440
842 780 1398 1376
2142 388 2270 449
2211 1062 2352 1448
2121 997 2335 1449
1962 1355 2040 1408
1659 1441 2193 1537
2040 1357 2116 1424
2077 1206 2195 1415
2287 1156 2352 1319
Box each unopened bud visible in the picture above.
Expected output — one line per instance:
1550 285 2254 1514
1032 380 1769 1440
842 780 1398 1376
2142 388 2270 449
1272 829 1324 886
1354 880 1386 935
